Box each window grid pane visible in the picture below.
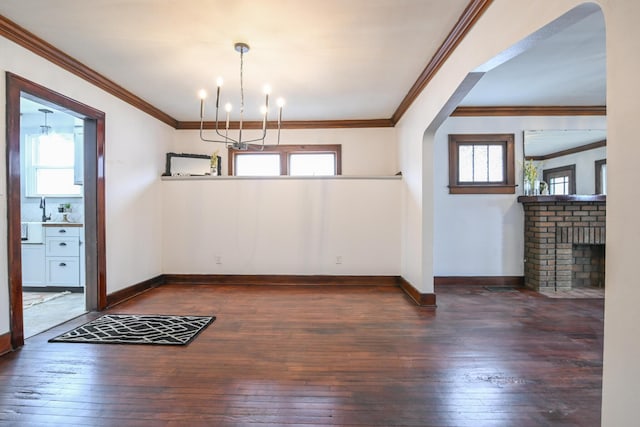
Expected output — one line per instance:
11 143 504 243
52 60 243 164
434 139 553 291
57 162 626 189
549 176 570 195
458 144 504 184
488 145 504 182
35 168 82 195
473 145 488 181
235 154 280 176
289 153 336 176
458 145 473 182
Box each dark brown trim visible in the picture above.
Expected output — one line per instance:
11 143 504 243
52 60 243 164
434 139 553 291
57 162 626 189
434 276 524 287
391 0 494 124
0 332 11 356
106 275 165 309
397 277 437 308
525 140 606 161
162 274 399 287
452 105 607 117
448 133 516 194
6 72 108 348
178 119 394 130
448 185 517 194
229 144 342 176
0 15 177 128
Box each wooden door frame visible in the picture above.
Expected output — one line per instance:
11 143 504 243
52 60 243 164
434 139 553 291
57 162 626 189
6 72 107 349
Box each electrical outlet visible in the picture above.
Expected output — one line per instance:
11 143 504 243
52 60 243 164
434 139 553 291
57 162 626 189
336 256 342 265
215 256 222 265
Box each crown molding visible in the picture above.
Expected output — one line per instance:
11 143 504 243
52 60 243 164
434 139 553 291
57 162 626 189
451 105 607 116
391 0 494 124
0 15 178 128
525 139 606 161
176 118 394 130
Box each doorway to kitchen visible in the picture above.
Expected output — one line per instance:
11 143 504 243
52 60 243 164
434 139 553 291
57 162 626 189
20 98 87 338
6 73 107 349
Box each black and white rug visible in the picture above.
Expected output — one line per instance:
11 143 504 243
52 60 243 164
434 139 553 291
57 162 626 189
49 314 215 345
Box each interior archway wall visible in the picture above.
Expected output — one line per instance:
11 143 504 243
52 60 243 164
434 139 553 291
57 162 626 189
397 1 640 424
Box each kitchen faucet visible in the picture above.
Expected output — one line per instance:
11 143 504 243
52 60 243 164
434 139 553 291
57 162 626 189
39 197 51 222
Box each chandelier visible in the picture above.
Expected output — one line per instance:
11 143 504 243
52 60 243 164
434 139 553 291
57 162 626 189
198 42 285 150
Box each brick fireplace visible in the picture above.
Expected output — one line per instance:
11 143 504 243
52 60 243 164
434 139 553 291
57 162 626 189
519 195 606 291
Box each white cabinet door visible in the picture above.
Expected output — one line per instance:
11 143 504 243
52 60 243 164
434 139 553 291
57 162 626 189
45 258 80 286
22 244 46 286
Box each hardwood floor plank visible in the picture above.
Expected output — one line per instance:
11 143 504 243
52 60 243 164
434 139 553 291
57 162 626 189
0 284 603 426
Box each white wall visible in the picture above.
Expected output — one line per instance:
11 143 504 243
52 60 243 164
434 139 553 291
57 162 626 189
433 115 606 276
395 0 640 424
172 127 399 176
162 177 401 275
164 127 401 276
0 37 173 334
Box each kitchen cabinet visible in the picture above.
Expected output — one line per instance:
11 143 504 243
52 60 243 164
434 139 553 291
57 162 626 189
44 225 80 287
21 224 83 288
21 243 45 286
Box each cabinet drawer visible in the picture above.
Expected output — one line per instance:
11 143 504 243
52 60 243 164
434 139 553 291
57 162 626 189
46 258 80 286
45 226 80 237
46 237 80 257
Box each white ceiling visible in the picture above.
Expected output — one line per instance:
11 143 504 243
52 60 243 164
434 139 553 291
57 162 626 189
1 1 606 124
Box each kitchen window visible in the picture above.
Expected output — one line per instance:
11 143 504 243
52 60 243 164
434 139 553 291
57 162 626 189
448 134 515 194
229 144 342 176
25 132 82 197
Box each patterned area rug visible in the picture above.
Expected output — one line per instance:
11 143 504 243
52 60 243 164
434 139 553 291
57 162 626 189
49 314 215 345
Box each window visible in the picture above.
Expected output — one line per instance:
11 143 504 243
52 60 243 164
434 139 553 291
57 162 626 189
448 134 515 194
595 159 607 195
543 165 576 195
229 144 341 176
26 132 82 197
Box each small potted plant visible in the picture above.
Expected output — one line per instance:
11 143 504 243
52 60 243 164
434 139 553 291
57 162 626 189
523 160 539 195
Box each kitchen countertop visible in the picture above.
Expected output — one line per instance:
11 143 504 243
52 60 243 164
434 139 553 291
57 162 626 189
41 222 83 227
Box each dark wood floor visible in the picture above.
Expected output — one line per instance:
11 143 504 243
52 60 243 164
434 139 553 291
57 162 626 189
0 284 603 426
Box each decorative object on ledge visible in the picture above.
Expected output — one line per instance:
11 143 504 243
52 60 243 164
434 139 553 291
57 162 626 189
163 152 219 176
198 42 285 151
522 159 539 195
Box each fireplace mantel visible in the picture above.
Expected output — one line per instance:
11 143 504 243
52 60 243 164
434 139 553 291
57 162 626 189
518 195 606 203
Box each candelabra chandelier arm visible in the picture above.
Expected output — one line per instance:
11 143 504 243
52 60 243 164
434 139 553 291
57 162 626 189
198 42 285 150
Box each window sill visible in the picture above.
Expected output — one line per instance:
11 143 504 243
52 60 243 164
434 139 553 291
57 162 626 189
448 184 517 194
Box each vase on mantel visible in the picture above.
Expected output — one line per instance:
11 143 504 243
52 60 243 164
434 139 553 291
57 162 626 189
524 180 532 196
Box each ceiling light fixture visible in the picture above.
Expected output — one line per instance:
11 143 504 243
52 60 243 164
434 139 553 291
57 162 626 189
38 108 53 135
198 42 285 150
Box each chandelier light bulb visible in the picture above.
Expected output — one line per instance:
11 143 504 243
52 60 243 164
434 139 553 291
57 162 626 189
263 84 272 95
198 89 207 99
276 98 286 108
216 77 224 87
260 105 268 115
225 103 232 113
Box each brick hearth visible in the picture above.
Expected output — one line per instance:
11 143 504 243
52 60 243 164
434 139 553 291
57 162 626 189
519 195 606 291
